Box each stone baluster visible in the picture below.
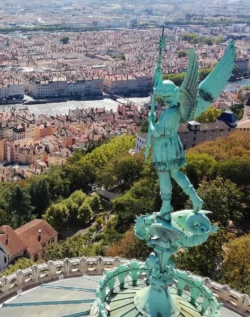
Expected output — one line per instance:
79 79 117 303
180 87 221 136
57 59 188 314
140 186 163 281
48 261 56 279
96 256 104 274
237 294 250 314
63 258 70 277
219 285 231 302
203 277 211 288
16 270 25 289
80 257 88 274
0 276 10 295
113 257 120 268
32 265 39 284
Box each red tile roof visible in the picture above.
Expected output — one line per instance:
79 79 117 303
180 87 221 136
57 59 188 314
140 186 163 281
15 219 58 256
0 225 27 257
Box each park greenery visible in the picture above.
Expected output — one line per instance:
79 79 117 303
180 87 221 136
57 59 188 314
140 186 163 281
0 258 36 278
195 107 222 123
178 50 187 58
112 53 126 61
163 67 213 86
1 131 250 295
230 103 244 120
60 36 70 45
182 33 224 45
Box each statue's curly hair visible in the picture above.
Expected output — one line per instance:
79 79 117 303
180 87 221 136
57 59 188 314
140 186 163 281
154 80 179 96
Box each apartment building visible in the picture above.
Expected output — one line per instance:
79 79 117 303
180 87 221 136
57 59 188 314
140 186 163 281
135 117 237 153
0 83 24 101
23 77 103 99
104 74 152 95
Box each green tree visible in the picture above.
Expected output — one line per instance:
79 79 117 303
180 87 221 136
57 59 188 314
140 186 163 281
97 154 144 191
113 175 158 230
60 36 69 44
0 209 7 225
232 64 241 78
43 203 69 232
175 228 232 279
187 177 243 227
178 50 187 58
214 36 224 44
163 67 212 86
44 235 86 261
29 179 50 217
163 73 185 86
199 67 213 81
195 107 222 123
0 258 36 277
230 103 244 120
140 118 148 133
242 86 250 91
0 183 14 226
220 234 250 295
105 228 152 261
9 186 33 227
185 152 216 188
78 203 93 225
86 193 101 212
210 158 250 186
44 166 70 199
70 190 87 206
44 242 64 261
65 160 96 191
187 131 250 162
65 134 135 191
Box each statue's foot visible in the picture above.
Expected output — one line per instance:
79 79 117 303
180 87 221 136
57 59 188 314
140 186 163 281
157 211 171 221
193 197 204 213
184 185 204 213
158 200 173 221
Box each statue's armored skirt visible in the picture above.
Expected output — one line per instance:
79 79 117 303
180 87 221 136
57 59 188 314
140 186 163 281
152 107 186 171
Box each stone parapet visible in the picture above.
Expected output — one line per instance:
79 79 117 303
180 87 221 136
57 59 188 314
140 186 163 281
0 257 248 316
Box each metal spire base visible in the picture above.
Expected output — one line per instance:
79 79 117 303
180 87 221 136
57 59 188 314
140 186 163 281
134 285 180 317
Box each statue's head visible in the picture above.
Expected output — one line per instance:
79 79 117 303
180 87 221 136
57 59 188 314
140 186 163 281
155 80 178 106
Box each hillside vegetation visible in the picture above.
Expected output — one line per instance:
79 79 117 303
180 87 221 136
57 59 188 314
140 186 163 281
1 131 250 294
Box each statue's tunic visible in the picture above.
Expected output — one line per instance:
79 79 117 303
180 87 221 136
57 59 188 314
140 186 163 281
152 106 186 171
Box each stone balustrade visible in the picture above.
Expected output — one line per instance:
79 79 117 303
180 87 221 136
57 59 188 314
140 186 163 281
0 257 249 316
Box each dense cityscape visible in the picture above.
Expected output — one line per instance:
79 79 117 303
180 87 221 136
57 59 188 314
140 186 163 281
0 1 249 316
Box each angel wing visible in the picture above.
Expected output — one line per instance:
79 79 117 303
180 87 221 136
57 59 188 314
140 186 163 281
177 49 199 122
194 41 235 118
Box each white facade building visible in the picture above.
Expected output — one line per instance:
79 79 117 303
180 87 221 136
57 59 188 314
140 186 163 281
0 84 24 101
104 75 152 95
23 78 103 99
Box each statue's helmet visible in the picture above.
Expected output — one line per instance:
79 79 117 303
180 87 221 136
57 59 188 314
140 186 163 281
154 80 178 97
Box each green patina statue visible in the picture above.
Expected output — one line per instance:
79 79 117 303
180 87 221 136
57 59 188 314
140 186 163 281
145 30 235 221
133 29 235 317
90 30 236 317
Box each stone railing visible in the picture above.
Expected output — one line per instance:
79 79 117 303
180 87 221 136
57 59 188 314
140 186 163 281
201 276 250 317
0 256 127 303
0 257 249 316
90 264 221 317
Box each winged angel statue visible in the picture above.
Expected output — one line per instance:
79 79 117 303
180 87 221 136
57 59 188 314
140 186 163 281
148 40 235 220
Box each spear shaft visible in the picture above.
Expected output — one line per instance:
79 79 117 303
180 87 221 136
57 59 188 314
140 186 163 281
145 27 166 162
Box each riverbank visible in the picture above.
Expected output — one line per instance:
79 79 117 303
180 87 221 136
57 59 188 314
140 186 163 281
0 78 247 116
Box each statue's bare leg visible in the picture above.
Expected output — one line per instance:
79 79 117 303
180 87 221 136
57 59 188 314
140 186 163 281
157 171 173 220
170 169 203 212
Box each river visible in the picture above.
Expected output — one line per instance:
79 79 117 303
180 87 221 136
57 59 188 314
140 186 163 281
0 79 248 116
